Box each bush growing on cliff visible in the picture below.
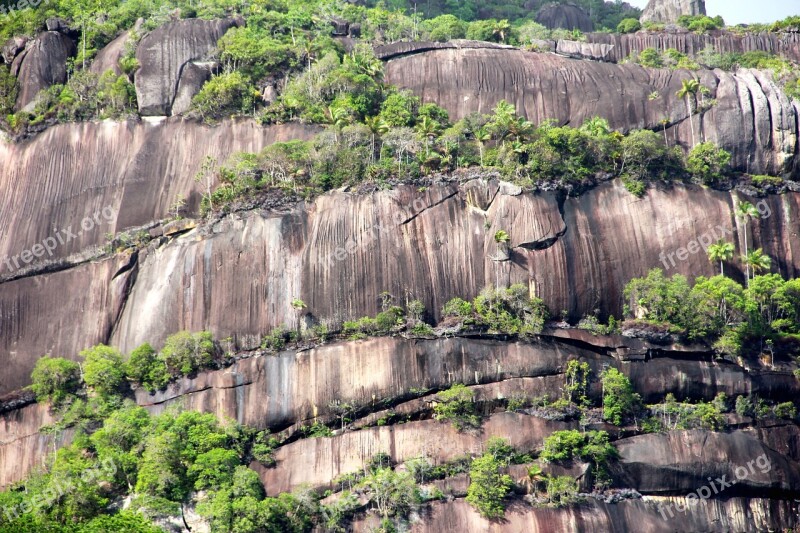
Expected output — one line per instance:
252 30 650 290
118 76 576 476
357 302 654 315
125 342 169 392
600 368 642 426
159 330 217 377
81 344 126 398
616 18 641 34
687 142 731 184
434 383 481 430
192 71 258 123
30 356 82 407
465 453 513 519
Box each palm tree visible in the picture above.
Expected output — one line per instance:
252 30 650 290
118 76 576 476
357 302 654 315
508 116 535 142
364 116 389 162
580 116 611 138
676 78 700 148
415 116 441 156
492 19 511 43
707 240 734 276
474 126 492 167
743 249 771 279
736 201 760 282
324 106 350 143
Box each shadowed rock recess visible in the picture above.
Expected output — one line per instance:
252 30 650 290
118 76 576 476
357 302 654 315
2 10 800 532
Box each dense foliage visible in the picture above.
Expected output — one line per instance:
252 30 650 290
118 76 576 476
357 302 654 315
625 269 800 358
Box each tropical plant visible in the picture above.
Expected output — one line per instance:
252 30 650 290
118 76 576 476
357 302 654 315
736 201 761 281
676 78 700 147
707 240 735 276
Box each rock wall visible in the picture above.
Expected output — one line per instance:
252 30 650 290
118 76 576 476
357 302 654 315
354 497 797 532
642 0 706 24
383 48 800 177
584 30 800 64
3 177 800 395
0 118 317 274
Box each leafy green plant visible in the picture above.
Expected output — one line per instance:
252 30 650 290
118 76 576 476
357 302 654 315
465 453 513 519
30 356 82 407
600 367 642 426
434 383 481 430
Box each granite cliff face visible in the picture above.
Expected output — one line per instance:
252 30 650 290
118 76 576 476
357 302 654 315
383 47 800 178
584 30 800 64
2 14 800 531
641 0 706 24
3 172 800 394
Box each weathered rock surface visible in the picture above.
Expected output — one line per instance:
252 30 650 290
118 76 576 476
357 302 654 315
383 48 800 177
256 413 574 494
1 36 27 64
352 497 797 532
12 31 76 112
535 3 594 32
373 39 514 61
613 430 800 495
0 402 74 489
171 61 216 115
0 118 317 273
3 177 800 395
555 39 615 61
642 0 706 24
90 30 130 76
134 18 237 115
584 30 800 64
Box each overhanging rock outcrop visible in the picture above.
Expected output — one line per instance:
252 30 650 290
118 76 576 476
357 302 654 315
383 48 800 178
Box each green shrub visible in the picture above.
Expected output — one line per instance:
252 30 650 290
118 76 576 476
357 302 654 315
774 402 797 420
81 344 126 398
434 383 481 430
617 18 641 34
301 421 333 438
465 454 513 519
600 367 642 425
541 430 586 462
545 475 580 507
125 343 169 393
687 142 731 184
443 297 474 318
160 331 216 377
30 356 82 407
192 71 257 123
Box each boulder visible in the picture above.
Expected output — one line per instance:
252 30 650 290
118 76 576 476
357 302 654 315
90 30 130 76
12 31 76 112
45 17 77 37
642 0 706 24
134 18 238 116
535 3 594 32
1 36 27 65
170 61 217 115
